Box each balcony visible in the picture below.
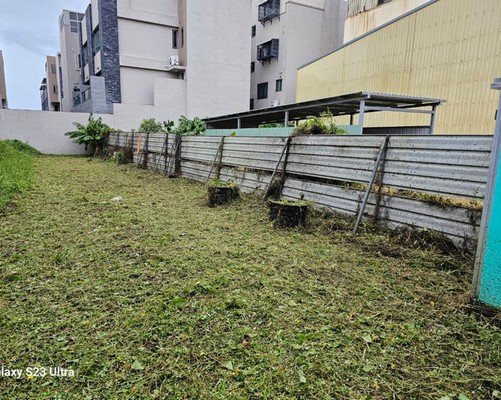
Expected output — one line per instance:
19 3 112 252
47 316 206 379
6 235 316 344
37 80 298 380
258 0 280 25
257 39 279 64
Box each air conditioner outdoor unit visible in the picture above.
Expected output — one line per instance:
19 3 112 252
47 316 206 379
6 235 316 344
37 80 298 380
271 100 280 107
169 55 179 66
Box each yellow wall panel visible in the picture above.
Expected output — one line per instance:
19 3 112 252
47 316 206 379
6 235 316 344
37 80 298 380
296 0 501 134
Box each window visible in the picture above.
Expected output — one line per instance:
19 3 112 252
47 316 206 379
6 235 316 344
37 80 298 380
250 99 254 110
53 85 57 94
275 79 282 92
181 28 184 47
82 44 89 65
93 29 101 54
70 12 77 20
251 25 256 37
51 64 56 74
172 29 178 49
257 82 268 100
70 21 79 33
257 38 279 64
251 61 255 73
77 54 81 69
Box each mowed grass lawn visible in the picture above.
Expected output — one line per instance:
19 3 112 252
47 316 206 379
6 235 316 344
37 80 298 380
0 156 499 400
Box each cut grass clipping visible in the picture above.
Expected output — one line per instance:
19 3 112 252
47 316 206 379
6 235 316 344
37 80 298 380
0 156 500 399
0 140 39 211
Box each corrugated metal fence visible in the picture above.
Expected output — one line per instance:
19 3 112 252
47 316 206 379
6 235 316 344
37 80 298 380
108 132 492 249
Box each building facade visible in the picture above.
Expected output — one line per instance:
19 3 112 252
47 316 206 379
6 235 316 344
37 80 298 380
0 50 8 109
57 10 85 112
344 0 430 43
250 0 347 110
40 56 61 112
296 0 501 134
70 0 251 126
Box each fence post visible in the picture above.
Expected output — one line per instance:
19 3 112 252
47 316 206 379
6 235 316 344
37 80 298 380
141 133 149 169
471 77 501 309
372 135 390 224
353 136 390 234
174 134 182 177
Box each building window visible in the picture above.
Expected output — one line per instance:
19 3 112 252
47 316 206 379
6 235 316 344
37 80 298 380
70 12 78 20
251 25 256 37
276 79 282 92
258 0 280 25
93 28 101 54
51 64 56 74
181 28 184 47
77 54 81 69
251 62 255 73
257 82 268 100
250 98 254 110
257 39 279 64
82 44 89 65
70 21 79 33
53 85 57 94
172 29 178 49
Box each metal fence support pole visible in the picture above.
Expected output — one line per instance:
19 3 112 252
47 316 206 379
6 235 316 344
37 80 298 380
263 136 292 199
358 100 366 135
430 105 437 134
353 136 390 234
206 137 225 184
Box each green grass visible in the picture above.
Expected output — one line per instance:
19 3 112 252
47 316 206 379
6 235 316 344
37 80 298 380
0 140 39 211
0 156 500 400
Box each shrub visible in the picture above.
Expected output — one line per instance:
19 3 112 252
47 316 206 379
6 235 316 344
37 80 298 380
174 116 205 136
292 110 346 136
65 113 113 155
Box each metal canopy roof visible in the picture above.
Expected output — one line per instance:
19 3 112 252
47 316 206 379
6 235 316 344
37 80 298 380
204 92 444 130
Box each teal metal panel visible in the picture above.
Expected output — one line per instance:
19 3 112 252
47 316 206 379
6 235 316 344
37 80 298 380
206 126 360 137
473 78 501 309
206 128 293 137
478 161 501 307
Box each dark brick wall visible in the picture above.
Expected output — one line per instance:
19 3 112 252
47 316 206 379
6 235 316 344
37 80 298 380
98 0 121 104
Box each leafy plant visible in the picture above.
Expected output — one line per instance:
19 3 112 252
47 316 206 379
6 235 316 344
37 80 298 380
65 113 113 155
175 116 205 136
292 109 346 136
139 118 164 133
208 178 238 188
163 120 175 133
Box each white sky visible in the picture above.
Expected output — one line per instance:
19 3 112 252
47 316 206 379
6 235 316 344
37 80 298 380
0 0 90 110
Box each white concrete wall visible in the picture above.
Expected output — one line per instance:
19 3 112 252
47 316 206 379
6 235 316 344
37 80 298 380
185 0 251 118
0 109 113 154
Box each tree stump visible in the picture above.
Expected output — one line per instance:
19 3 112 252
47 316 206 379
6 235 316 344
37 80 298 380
207 183 240 207
268 200 309 228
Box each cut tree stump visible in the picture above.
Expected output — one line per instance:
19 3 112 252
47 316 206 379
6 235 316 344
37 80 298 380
207 185 240 207
268 200 309 228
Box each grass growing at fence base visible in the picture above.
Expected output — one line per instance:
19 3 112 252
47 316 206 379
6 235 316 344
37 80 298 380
0 140 38 211
0 156 500 399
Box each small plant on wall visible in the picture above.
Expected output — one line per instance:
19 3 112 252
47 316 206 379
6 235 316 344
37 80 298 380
65 113 113 155
138 118 175 133
292 109 346 136
175 116 205 136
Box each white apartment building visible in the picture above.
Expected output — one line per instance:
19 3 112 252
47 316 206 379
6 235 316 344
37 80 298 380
0 50 8 109
57 10 85 112
73 0 251 127
250 0 347 110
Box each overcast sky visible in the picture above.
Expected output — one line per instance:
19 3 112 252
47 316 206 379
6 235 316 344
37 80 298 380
0 0 90 110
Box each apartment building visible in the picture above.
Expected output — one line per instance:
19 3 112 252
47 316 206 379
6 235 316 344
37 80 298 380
344 0 430 42
250 0 347 110
58 10 85 112
0 50 8 109
40 56 61 111
71 0 251 125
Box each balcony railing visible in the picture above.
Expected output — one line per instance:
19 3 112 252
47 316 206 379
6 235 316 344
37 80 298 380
257 38 279 64
73 87 92 108
258 0 280 25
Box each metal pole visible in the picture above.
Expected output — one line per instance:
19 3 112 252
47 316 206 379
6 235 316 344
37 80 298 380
206 137 225 184
263 137 292 199
284 111 289 126
358 100 366 135
429 105 437 134
353 136 390 234
472 78 501 302
237 118 241 129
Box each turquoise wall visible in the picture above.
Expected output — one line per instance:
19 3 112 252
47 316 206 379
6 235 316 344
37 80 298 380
205 125 360 137
479 152 501 308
